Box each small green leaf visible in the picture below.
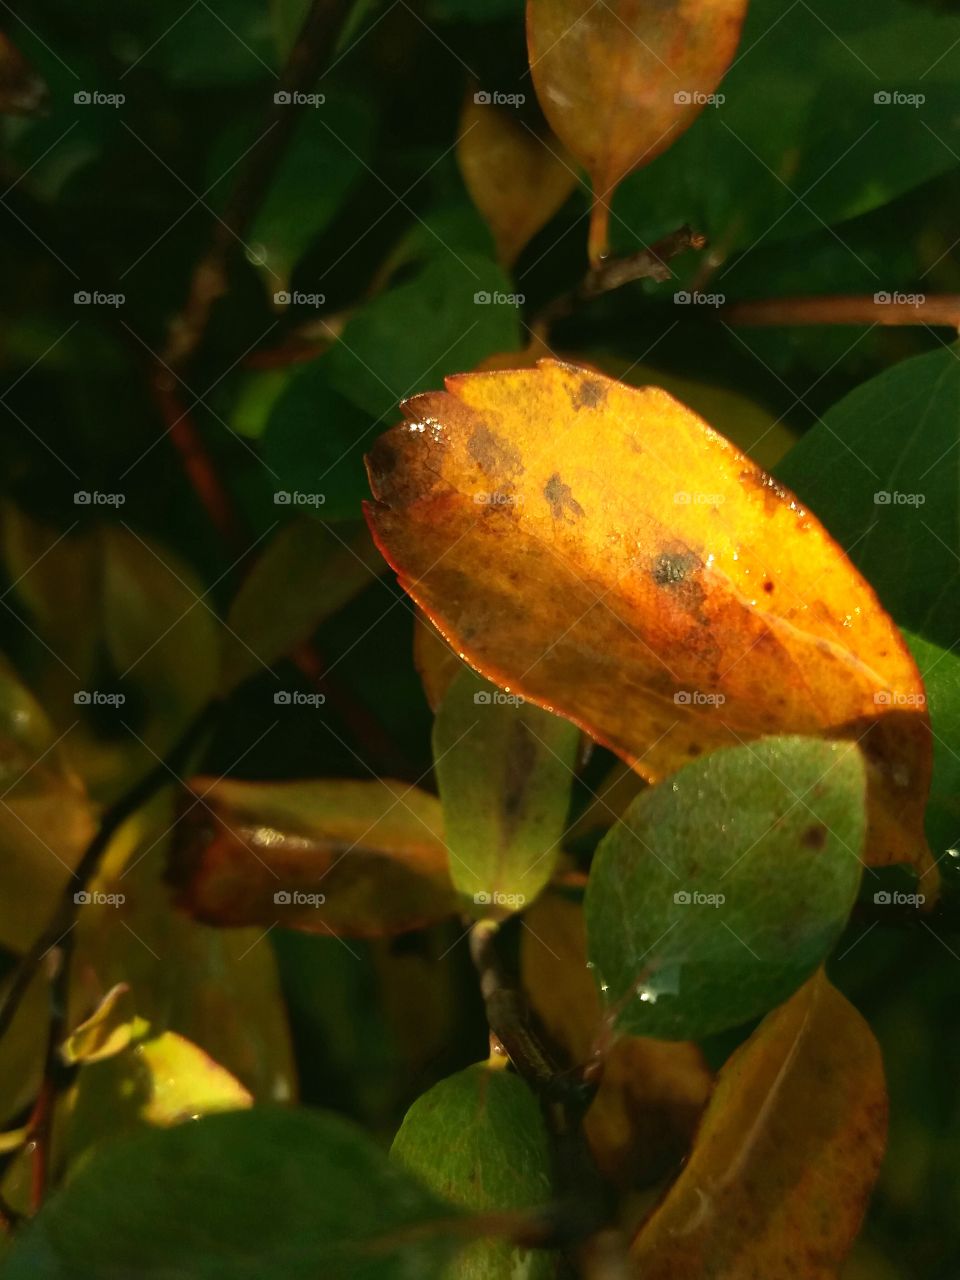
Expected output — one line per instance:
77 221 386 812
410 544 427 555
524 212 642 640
3 1109 465 1280
585 736 866 1040
433 669 579 914
262 368 377 521
326 256 521 419
392 1063 555 1280
904 631 960 865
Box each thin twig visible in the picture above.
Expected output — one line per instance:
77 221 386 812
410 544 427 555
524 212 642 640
723 293 960 330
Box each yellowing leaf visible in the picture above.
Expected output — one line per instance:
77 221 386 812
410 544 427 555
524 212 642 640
630 972 887 1279
169 777 458 937
526 0 748 262
521 893 711 1189
60 983 150 1066
364 359 932 879
458 91 577 267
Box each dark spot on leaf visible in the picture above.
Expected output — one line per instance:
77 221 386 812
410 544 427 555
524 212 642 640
501 722 538 833
801 823 828 851
468 423 523 477
763 580 774 593
570 377 607 410
687 743 702 757
652 549 700 587
544 472 585 522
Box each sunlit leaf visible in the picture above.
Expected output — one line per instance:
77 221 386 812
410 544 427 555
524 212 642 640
586 736 866 1039
364 359 933 878
3 1109 467 1279
457 92 576 267
630 972 887 1279
392 1062 556 1280
60 983 150 1066
170 777 458 937
526 0 747 262
66 1030 253 1170
223 519 383 689
433 668 579 915
520 893 711 1189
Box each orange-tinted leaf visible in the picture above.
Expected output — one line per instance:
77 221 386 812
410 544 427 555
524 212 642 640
521 893 711 1189
526 0 747 262
630 972 887 1278
458 91 577 267
169 777 458 938
364 359 932 878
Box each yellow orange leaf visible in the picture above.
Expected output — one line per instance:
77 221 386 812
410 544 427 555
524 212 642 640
521 892 711 1189
630 972 887 1279
458 91 577 267
60 983 150 1066
526 0 748 262
364 359 932 879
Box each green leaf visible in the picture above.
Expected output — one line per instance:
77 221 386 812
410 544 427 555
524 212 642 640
611 0 960 258
392 1063 555 1280
903 631 960 864
432 669 579 915
325 256 522 419
585 736 867 1040
2 1109 465 1280
209 92 375 286
777 344 959 653
262 368 377 521
149 0 277 85
222 519 383 689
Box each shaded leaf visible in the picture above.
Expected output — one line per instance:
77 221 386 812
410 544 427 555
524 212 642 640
326 256 521 420
170 776 458 937
433 668 579 914
0 32 48 116
223 519 383 690
72 794 296 1104
521 893 711 1189
2 1109 466 1279
392 1062 556 1280
457 92 576 267
903 631 960 868
0 968 47 1129
364 359 933 877
526 0 747 262
630 972 887 1279
585 736 866 1040
413 609 466 712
